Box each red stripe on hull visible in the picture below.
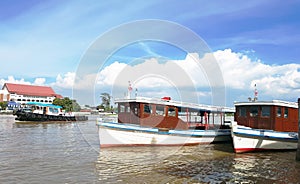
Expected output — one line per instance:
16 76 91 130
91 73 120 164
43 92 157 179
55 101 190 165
234 147 296 153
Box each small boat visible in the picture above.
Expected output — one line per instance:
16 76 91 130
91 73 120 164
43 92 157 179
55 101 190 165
13 102 88 122
231 99 299 153
97 96 234 148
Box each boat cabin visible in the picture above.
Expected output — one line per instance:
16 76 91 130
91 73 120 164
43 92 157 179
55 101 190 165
234 100 298 132
24 102 63 116
115 97 234 130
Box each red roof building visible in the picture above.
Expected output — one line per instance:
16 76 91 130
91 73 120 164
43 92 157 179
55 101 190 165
0 83 62 103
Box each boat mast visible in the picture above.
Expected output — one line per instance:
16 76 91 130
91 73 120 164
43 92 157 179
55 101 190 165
127 81 133 99
254 84 258 101
248 84 258 102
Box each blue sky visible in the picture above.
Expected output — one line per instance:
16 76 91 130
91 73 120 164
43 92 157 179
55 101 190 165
0 0 299 106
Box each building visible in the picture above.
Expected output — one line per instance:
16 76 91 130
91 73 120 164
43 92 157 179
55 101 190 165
0 83 62 104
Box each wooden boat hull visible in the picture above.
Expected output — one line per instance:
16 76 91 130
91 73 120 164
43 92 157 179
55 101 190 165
231 122 298 153
97 121 231 147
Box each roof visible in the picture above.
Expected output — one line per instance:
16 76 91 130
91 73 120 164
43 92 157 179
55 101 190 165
234 100 298 108
115 97 235 113
26 102 62 109
3 83 62 98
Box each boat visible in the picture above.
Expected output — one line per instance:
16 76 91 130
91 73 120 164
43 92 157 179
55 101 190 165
231 99 299 153
13 102 88 122
97 96 234 148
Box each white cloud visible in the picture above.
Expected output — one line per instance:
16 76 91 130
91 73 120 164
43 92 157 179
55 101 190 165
0 76 30 87
1 49 299 104
33 78 46 86
96 62 127 86
215 49 300 99
52 72 75 89
93 49 300 102
96 58 197 89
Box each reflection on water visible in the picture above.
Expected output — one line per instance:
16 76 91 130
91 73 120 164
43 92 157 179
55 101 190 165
96 145 300 183
1 115 300 183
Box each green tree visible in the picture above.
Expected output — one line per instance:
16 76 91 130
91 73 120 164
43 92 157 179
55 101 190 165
100 93 111 111
0 101 8 110
53 97 81 112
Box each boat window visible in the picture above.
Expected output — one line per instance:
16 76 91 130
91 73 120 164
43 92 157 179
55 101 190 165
144 104 151 114
120 105 125 113
261 106 270 117
168 107 176 117
134 107 138 115
156 105 165 116
126 106 130 113
249 106 258 117
284 107 288 118
277 107 282 117
239 107 246 117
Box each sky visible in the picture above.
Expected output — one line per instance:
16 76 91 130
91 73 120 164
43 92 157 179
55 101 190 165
0 0 299 107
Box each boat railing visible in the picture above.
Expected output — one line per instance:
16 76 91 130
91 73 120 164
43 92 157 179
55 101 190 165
115 97 235 113
98 114 118 123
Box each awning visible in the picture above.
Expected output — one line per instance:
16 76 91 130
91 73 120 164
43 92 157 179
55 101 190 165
7 101 21 107
26 102 62 109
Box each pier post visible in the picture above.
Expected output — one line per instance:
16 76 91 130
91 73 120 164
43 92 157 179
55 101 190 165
296 98 300 161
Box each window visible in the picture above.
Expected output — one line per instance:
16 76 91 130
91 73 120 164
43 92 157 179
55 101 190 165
144 104 151 114
284 107 288 118
120 105 125 113
156 105 165 116
126 106 131 113
133 107 138 115
277 107 282 117
261 106 270 117
168 107 176 117
249 106 258 117
239 107 246 117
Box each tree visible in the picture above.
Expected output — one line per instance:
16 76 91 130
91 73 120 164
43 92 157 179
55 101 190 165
0 101 7 110
100 93 111 111
53 97 81 112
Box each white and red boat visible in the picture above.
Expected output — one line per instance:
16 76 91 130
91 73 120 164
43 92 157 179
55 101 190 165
97 97 234 148
232 100 299 153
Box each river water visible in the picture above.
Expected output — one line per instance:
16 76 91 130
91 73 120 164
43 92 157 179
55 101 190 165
1 115 300 184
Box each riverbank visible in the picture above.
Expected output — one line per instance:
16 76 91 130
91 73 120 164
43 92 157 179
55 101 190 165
0 110 13 115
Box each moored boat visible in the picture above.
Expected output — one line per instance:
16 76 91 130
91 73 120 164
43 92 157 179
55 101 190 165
13 102 88 122
231 100 299 153
97 97 234 148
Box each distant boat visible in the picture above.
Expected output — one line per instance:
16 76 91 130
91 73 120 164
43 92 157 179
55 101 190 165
97 97 234 148
13 102 87 122
231 100 298 153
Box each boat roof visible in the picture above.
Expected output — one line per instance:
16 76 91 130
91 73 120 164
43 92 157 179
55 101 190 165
115 97 235 113
234 100 298 108
26 102 62 109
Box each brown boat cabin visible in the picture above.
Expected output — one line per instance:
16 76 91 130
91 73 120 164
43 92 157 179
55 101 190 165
234 100 298 132
116 97 233 130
